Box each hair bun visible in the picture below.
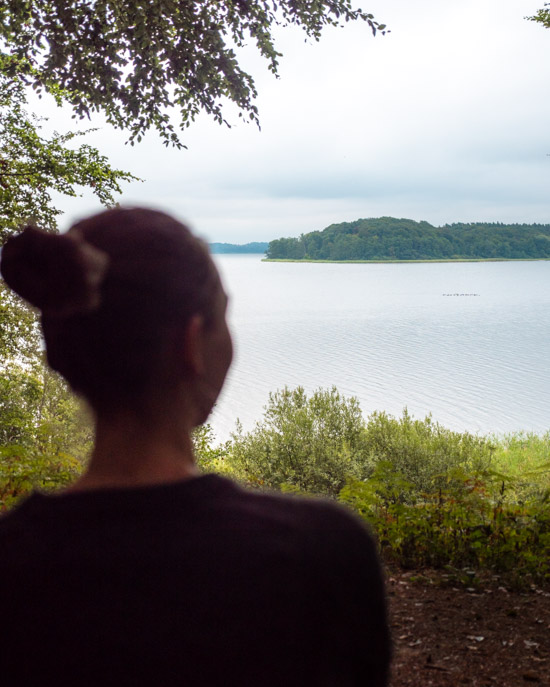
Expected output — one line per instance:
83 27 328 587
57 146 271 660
1 225 109 317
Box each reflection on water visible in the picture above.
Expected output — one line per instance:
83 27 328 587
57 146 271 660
210 255 550 441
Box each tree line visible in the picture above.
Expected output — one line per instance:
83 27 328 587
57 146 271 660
266 217 550 261
210 242 269 254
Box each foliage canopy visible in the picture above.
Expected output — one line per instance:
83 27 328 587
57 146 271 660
0 71 138 237
529 4 550 28
0 69 135 472
0 72 119 506
266 217 550 261
0 0 385 146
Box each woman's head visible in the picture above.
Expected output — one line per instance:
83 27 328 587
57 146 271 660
1 207 232 420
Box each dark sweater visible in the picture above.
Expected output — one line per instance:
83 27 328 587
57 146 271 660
0 474 390 686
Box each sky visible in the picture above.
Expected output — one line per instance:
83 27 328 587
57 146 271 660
35 0 550 243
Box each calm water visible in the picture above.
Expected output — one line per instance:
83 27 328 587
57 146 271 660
209 255 550 441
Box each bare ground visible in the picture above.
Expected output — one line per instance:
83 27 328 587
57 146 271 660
387 568 550 687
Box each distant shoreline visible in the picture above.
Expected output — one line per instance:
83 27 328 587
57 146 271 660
262 257 550 264
210 241 269 255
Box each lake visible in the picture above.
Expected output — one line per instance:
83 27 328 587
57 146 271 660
209 255 550 441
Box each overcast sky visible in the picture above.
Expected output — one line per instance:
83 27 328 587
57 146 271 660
38 0 550 243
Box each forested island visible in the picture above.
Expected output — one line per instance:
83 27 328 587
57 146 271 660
265 217 550 261
210 241 268 254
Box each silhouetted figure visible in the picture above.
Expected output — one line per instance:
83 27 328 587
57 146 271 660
0 208 390 686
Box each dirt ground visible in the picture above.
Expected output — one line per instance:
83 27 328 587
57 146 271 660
387 568 550 687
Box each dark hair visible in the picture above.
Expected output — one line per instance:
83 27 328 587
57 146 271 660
1 208 219 411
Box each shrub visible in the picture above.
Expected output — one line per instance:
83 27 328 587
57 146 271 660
361 409 495 498
227 386 369 497
220 387 549 586
192 423 233 475
339 465 550 586
0 445 82 512
492 431 550 503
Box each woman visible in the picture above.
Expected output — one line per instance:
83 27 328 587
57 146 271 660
0 207 390 686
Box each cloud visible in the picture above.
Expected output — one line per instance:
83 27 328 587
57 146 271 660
40 0 550 241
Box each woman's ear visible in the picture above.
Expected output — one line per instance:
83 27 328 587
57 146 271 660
179 314 207 376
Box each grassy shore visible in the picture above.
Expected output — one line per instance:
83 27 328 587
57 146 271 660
262 257 550 264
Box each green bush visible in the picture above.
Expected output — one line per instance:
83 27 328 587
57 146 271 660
192 423 233 475
361 409 495 499
492 432 550 503
227 389 497 501
0 364 92 460
227 386 369 497
339 465 550 586
0 361 91 511
0 445 83 512
219 386 549 586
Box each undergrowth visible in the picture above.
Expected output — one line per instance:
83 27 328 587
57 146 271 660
339 462 550 588
2 385 549 587
220 389 550 588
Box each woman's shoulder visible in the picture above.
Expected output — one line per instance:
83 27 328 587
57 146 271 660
0 474 375 555
212 475 375 541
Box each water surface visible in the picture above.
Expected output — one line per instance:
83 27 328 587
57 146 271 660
210 255 550 441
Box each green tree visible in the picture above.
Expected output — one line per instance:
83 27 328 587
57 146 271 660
0 359 92 511
0 70 126 504
0 69 138 237
0 283 92 505
0 1 385 147
0 63 137 499
0 243 94 508
0 285 40 365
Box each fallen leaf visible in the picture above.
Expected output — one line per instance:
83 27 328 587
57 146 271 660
524 640 540 649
